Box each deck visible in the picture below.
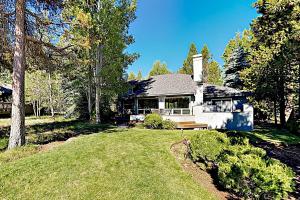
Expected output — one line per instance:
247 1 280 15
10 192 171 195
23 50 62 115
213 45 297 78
176 121 208 129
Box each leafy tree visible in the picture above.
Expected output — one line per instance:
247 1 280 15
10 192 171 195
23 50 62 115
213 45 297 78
62 0 137 122
149 61 171 77
224 45 249 89
242 0 300 127
137 70 143 80
207 61 223 85
178 43 198 74
128 71 136 81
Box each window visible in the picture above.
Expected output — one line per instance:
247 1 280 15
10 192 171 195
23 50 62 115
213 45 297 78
138 98 158 109
165 97 190 109
204 99 232 112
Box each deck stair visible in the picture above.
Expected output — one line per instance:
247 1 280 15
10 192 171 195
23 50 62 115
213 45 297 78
176 121 208 129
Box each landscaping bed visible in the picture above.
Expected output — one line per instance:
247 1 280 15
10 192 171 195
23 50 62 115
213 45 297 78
188 130 296 199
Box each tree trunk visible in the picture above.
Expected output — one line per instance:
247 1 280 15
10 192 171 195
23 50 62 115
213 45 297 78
88 65 93 120
274 99 277 126
32 101 36 117
278 74 286 128
298 64 300 118
47 70 54 117
95 45 103 124
8 0 26 150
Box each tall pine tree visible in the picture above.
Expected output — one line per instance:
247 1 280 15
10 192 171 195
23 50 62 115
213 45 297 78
201 44 211 83
178 43 198 74
223 45 249 89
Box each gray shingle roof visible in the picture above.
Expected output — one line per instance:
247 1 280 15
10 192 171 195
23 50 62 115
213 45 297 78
127 74 247 98
0 85 12 96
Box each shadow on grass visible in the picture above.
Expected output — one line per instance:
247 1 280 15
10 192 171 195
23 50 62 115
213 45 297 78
0 119 119 150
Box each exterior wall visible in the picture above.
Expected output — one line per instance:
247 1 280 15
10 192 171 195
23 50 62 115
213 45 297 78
194 104 254 131
162 115 195 122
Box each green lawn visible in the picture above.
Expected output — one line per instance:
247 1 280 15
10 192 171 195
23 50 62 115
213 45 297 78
0 127 216 200
242 127 300 145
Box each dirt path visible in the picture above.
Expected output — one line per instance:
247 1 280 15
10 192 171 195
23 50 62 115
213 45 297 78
170 140 231 200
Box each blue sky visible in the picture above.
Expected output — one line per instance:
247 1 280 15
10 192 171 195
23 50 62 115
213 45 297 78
126 0 258 77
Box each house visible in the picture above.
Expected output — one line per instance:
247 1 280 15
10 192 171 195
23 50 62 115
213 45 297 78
0 84 12 115
120 54 253 131
0 84 33 116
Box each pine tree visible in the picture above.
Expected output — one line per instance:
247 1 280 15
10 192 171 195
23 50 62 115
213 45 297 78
128 71 136 81
149 61 171 77
223 45 249 89
201 44 211 83
178 43 198 74
137 70 143 80
207 61 223 85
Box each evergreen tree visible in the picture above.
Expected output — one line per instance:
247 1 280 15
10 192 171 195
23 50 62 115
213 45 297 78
242 0 300 127
223 45 249 89
207 61 223 85
137 70 143 80
149 61 171 77
128 71 136 81
178 43 198 74
201 44 211 83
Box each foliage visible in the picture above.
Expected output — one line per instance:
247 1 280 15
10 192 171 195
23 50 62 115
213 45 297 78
242 0 300 126
286 119 300 135
0 68 11 85
201 44 210 82
144 113 163 129
222 30 252 68
136 70 143 80
162 120 177 130
189 131 229 162
189 130 296 198
207 61 223 85
148 61 171 77
178 43 198 75
218 146 295 199
223 45 249 89
128 71 136 81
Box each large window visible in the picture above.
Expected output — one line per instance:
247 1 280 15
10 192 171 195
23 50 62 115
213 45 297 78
138 98 158 109
165 97 190 109
204 99 232 112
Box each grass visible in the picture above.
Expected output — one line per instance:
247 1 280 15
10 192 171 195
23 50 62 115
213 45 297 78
0 116 114 150
241 127 300 145
0 120 217 199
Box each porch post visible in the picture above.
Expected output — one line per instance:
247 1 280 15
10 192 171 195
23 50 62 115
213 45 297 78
134 98 138 115
158 96 165 113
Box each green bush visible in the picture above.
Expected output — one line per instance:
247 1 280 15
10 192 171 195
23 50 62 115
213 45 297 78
287 119 299 134
189 131 229 162
218 150 295 199
189 131 295 198
144 113 163 129
162 120 177 130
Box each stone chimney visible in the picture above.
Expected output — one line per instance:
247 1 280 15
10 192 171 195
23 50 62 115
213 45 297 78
192 54 203 83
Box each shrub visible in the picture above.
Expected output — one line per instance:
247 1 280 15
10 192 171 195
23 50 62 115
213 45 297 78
144 113 163 129
189 131 229 162
217 146 295 199
162 120 177 130
189 130 295 198
287 119 299 134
